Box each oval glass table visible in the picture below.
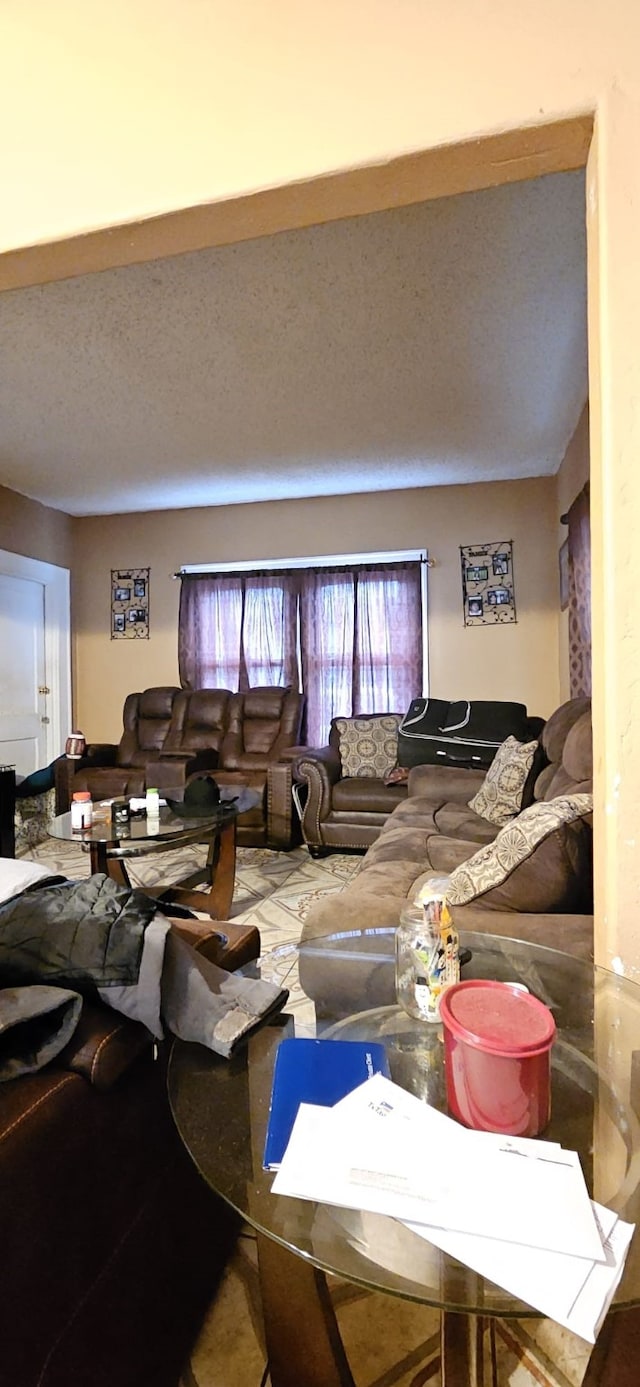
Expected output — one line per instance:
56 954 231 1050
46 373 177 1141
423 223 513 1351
48 787 259 919
168 930 640 1386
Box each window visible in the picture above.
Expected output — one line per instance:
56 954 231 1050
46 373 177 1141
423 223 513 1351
178 553 425 743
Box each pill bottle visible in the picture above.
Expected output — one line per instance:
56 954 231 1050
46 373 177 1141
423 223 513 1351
70 791 93 831
145 786 160 818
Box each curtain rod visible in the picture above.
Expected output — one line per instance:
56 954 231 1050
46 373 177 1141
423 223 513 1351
171 556 436 578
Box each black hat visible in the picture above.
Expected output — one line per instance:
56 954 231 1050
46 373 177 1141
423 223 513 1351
166 775 221 818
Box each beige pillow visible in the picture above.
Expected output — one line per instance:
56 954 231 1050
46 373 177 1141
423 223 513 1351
468 736 538 826
335 715 401 779
447 793 593 909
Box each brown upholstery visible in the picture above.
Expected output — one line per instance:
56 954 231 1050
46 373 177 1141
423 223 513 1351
117 686 181 766
55 684 306 849
0 915 258 1387
161 688 232 759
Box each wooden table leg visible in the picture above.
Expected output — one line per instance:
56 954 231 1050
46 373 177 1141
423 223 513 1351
441 1309 485 1387
89 839 132 889
256 1232 356 1387
154 818 238 919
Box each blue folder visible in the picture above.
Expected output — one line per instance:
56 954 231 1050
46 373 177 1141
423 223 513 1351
263 1036 390 1170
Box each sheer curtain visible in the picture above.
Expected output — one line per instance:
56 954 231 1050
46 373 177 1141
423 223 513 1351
179 559 423 743
298 562 423 741
179 571 298 691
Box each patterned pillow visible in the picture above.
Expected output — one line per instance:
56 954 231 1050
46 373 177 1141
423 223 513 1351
468 736 539 827
447 793 593 907
335 716 401 779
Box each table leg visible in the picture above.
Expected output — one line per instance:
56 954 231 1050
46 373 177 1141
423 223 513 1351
155 818 237 919
256 1233 356 1387
441 1310 485 1387
89 839 132 889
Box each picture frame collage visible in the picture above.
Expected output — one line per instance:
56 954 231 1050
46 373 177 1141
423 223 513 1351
111 567 150 639
460 541 516 625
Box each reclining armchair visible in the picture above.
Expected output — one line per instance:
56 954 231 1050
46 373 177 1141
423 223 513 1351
55 685 182 807
158 685 306 849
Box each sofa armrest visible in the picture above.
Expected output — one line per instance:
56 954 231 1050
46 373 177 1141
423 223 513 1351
266 760 301 849
54 745 120 813
56 1001 153 1091
167 917 261 971
407 762 485 801
294 746 342 840
152 751 219 792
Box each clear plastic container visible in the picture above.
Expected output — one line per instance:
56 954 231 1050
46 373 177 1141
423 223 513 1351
70 791 93 831
396 875 459 1022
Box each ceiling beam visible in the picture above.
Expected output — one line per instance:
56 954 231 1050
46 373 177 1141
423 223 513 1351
0 114 593 293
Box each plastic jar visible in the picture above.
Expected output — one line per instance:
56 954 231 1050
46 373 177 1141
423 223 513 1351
439 979 556 1137
145 787 160 818
70 791 93 831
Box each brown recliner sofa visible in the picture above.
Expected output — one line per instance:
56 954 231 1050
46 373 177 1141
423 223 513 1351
0 887 259 1387
55 685 305 849
299 698 594 1011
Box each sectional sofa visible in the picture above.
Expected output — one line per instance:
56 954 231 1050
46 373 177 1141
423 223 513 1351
299 697 593 976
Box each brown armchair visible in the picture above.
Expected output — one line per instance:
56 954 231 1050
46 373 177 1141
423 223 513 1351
294 713 409 856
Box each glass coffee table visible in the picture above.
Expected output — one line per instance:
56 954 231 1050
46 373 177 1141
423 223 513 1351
49 787 259 919
168 929 640 1386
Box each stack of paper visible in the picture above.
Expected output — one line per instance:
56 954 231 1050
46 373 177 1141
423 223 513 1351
271 1073 634 1342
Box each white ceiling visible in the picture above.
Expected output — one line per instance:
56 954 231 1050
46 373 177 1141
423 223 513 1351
0 170 587 518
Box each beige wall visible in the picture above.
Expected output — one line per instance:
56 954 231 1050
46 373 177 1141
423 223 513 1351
2 0 640 967
0 485 72 569
556 405 590 698
72 477 558 743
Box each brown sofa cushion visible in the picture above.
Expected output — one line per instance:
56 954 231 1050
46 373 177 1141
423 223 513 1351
446 794 593 911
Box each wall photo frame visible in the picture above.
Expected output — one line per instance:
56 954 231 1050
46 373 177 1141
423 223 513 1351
111 568 150 639
460 541 516 625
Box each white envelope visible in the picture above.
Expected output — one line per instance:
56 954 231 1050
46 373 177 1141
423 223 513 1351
273 1075 605 1262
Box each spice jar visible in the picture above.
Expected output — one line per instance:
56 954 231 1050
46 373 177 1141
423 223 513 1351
70 791 93 831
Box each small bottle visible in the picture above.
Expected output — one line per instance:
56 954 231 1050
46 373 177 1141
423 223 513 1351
145 786 160 818
70 791 93 832
396 875 459 1022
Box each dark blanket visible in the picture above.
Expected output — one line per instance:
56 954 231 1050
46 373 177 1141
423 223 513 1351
0 874 157 993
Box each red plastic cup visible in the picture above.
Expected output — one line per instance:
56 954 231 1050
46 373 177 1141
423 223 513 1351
439 979 556 1137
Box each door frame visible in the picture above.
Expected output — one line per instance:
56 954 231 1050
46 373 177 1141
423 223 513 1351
0 549 71 766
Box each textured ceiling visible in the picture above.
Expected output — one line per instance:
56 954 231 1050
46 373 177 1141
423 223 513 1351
0 170 587 518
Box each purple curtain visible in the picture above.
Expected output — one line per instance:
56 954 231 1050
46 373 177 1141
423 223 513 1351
178 571 298 691
567 483 591 698
179 560 423 743
299 562 423 743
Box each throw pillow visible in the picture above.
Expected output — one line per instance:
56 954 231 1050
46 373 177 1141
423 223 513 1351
446 793 593 911
335 715 401 779
468 736 539 827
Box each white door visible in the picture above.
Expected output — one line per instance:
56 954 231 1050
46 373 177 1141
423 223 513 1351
0 572 48 775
